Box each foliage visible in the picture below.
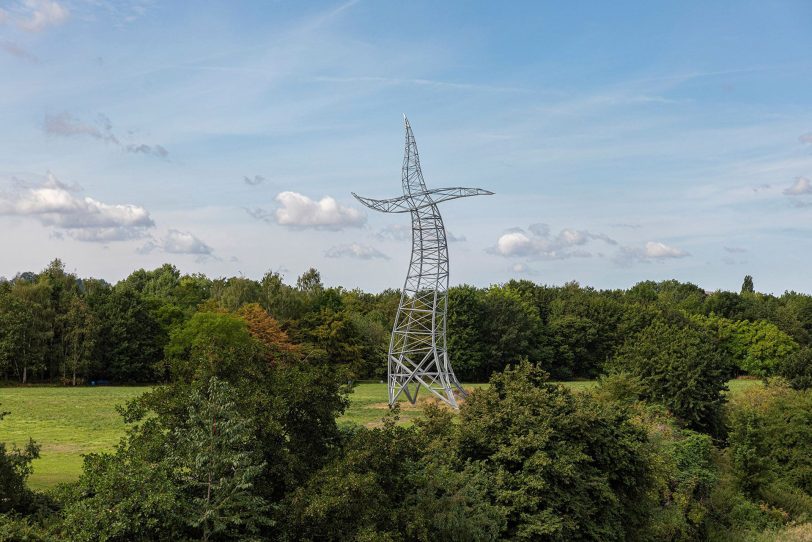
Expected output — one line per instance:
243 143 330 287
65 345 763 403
173 378 270 541
694 313 798 377
284 414 504 542
0 409 41 514
610 319 730 435
2 260 811 385
451 361 653 541
727 383 812 515
778 346 812 390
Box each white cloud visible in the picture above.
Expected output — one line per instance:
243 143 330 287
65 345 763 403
783 177 812 196
274 191 364 229
138 230 213 255
162 230 213 254
0 172 154 241
616 241 690 264
643 241 688 258
492 223 616 260
17 0 69 32
325 243 388 260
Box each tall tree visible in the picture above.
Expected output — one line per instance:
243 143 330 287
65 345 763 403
741 275 755 294
63 296 97 385
611 319 730 435
174 378 269 541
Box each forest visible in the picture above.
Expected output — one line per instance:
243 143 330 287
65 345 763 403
1 259 812 540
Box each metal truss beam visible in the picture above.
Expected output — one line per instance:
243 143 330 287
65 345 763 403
352 116 493 408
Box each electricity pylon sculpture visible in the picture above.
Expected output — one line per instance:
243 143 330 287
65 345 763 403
352 117 493 408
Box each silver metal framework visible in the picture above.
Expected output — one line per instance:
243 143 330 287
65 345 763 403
352 116 493 408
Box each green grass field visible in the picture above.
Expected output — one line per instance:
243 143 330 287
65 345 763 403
0 379 761 489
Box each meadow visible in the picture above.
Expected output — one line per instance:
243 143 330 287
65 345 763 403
1 379 761 489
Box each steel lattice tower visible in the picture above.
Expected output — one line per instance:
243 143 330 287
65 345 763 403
352 116 493 408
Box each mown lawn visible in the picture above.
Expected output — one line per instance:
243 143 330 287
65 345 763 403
1 378 762 489
0 386 146 489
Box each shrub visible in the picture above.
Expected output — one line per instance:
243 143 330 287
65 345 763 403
778 347 812 390
610 319 730 435
727 384 812 521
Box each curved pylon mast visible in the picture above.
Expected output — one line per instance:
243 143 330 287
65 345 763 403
352 116 493 408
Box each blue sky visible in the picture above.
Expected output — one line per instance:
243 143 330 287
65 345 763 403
1 0 811 293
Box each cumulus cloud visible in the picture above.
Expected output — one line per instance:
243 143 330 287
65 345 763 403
616 241 689 264
783 177 812 196
491 223 616 260
643 241 688 258
243 175 265 186
274 191 364 229
162 230 213 254
43 112 168 159
325 243 388 260
0 172 154 241
138 230 213 256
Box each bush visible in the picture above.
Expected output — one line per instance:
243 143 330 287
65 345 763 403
0 410 40 515
727 384 812 521
610 319 730 436
778 347 812 390
453 361 654 541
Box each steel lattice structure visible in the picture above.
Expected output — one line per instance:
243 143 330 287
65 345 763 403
352 116 493 408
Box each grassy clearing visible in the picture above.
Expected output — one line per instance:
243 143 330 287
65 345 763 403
0 386 146 489
1 378 762 489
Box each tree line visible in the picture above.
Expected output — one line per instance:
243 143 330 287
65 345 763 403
2 260 811 386
1 261 812 539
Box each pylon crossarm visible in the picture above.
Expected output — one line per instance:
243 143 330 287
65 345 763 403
352 187 493 214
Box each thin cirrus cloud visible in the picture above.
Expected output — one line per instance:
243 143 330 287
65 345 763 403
491 223 617 260
138 229 213 256
799 133 812 145
0 0 70 32
325 243 388 260
272 191 364 229
783 176 812 196
0 172 154 242
43 112 169 159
